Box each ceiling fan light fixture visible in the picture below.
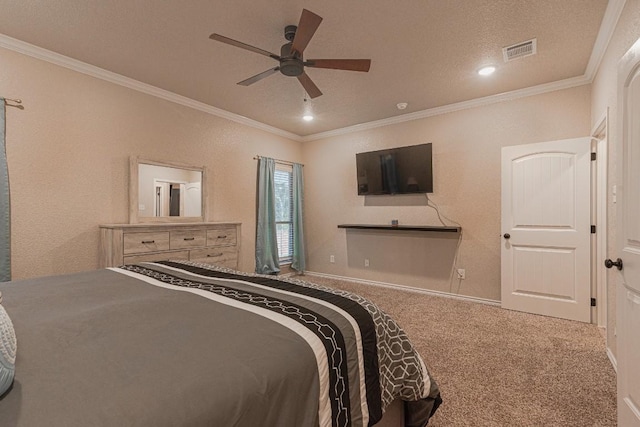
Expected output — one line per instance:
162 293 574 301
478 66 496 76
280 58 304 77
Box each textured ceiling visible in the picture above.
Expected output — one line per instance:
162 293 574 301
0 0 609 137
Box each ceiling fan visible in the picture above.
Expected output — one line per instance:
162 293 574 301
209 9 371 99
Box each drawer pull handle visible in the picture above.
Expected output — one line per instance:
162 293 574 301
207 253 224 258
183 237 195 241
217 235 227 239
141 240 155 244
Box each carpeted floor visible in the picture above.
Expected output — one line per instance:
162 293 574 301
304 274 617 427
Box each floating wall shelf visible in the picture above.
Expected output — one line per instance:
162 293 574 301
337 224 461 233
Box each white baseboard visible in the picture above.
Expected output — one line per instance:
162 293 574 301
606 347 617 373
304 271 501 306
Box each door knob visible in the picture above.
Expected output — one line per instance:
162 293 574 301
503 233 511 239
604 258 623 270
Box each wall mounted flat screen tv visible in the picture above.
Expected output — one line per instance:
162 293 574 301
356 143 433 195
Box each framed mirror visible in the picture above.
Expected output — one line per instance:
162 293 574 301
129 157 207 223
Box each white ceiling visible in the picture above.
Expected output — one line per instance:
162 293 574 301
0 0 610 138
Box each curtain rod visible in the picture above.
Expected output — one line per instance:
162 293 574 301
253 155 304 167
3 98 24 110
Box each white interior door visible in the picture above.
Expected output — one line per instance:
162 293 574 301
616 37 640 427
501 138 591 322
184 181 202 217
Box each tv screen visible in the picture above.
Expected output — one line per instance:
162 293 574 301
356 143 433 195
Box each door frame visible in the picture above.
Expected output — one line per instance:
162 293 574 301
592 110 609 330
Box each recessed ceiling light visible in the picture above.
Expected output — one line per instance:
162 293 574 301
396 102 408 110
478 66 496 76
303 115 314 122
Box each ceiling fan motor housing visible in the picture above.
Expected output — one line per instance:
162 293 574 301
279 42 304 76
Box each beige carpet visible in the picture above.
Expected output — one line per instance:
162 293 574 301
304 274 617 427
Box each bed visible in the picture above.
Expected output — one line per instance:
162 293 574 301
0 261 441 426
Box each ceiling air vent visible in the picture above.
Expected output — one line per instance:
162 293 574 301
502 38 537 62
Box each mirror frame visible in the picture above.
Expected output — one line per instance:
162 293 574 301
129 157 207 224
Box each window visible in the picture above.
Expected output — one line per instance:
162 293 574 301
274 163 293 262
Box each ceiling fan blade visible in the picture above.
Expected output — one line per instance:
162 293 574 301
237 67 280 86
306 59 371 72
291 9 323 56
210 34 281 60
297 72 322 98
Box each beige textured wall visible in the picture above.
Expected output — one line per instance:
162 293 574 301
590 0 640 359
303 86 591 301
0 47 301 279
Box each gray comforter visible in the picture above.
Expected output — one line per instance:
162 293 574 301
0 261 441 426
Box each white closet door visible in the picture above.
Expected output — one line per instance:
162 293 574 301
501 137 591 322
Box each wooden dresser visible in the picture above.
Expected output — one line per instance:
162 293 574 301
99 222 241 269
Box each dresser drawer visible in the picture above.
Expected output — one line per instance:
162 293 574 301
124 250 190 264
170 230 206 249
124 232 170 255
215 258 239 269
190 247 237 267
207 228 237 247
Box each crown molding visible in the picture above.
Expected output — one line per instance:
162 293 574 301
584 0 627 80
0 34 302 142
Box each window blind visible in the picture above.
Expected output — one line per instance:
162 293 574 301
274 164 294 261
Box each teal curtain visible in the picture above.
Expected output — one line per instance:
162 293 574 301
0 100 10 282
291 163 306 272
255 157 280 275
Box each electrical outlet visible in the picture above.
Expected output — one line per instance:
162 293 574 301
364 259 370 267
457 268 466 279
330 255 335 263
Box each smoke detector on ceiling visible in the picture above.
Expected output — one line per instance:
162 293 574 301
502 38 537 62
